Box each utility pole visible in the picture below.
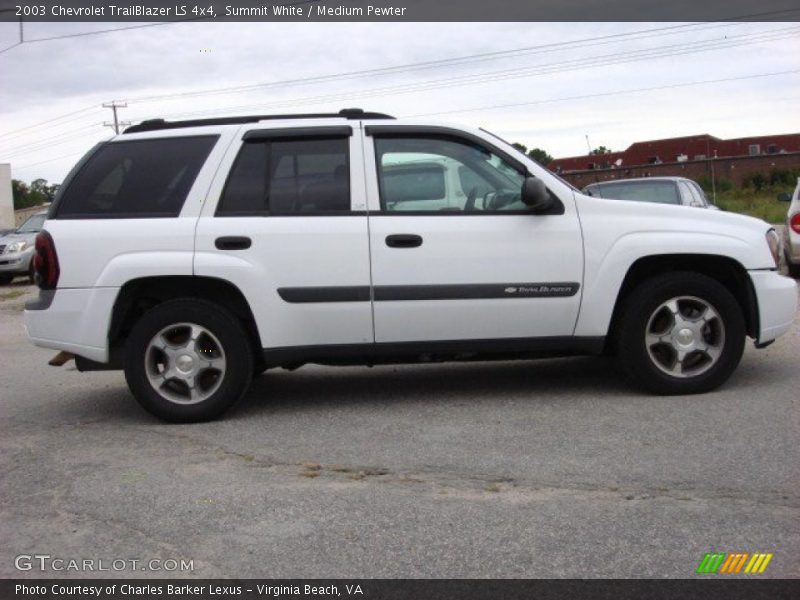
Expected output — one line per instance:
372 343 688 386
585 134 592 155
705 137 717 203
102 101 129 134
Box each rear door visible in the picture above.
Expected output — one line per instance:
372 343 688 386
194 123 374 350
362 125 584 344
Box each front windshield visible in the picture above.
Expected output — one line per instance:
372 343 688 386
16 214 46 233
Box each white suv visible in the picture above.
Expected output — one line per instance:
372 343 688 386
24 109 798 422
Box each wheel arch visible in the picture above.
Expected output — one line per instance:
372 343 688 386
106 275 262 368
605 254 758 350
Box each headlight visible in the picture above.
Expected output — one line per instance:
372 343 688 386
765 229 781 268
6 241 28 253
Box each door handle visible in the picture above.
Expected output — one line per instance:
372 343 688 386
386 234 423 248
215 236 252 250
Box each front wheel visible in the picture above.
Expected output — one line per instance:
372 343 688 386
617 272 746 395
124 299 254 422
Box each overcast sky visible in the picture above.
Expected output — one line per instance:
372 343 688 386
0 20 798 183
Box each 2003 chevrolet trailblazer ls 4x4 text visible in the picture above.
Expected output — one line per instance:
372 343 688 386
23 109 797 422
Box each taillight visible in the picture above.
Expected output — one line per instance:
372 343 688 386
791 213 800 235
34 230 60 290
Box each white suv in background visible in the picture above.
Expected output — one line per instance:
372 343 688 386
24 109 797 422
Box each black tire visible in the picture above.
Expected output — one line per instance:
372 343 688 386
124 299 254 422
0 274 13 285
786 254 800 279
616 272 746 395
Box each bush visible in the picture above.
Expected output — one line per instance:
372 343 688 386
768 168 800 187
696 175 733 193
742 172 768 191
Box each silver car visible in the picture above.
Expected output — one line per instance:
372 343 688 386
583 176 718 209
777 177 800 279
0 211 47 285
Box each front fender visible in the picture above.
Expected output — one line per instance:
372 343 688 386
574 231 755 337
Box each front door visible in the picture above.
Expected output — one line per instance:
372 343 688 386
362 128 584 344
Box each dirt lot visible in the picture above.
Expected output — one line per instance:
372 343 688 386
1 278 798 578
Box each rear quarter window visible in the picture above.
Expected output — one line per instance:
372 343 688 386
590 181 681 205
54 136 218 218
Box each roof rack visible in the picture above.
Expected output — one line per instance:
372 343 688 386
123 108 395 134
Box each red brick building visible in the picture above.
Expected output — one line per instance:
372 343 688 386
548 133 800 188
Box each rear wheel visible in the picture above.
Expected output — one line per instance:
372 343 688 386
0 274 13 285
124 299 254 422
617 272 745 395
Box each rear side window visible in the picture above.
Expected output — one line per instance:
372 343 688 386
590 181 681 205
55 136 218 218
217 137 350 215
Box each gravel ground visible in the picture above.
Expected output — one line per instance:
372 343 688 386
1 278 798 579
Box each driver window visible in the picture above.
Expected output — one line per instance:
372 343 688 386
374 136 526 212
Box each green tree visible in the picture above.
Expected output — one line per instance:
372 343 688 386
28 178 50 205
590 146 612 155
511 142 528 154
527 148 553 165
11 178 57 210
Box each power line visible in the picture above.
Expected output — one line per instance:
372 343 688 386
3 12 796 155
13 148 99 171
131 25 800 122
10 69 798 174
122 15 799 106
0 124 99 157
0 0 321 56
0 18 208 58
3 15 795 139
0 106 99 140
22 20 198 43
401 69 800 118
123 22 732 103
0 42 21 55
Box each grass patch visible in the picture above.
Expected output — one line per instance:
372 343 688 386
708 187 789 224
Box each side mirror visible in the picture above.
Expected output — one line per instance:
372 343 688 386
521 177 555 213
777 192 792 202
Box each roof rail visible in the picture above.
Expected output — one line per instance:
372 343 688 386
123 108 395 134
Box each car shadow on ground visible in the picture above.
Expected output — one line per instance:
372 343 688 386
232 355 633 417
21 355 634 425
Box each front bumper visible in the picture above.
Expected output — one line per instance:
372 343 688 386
749 270 798 344
0 248 33 274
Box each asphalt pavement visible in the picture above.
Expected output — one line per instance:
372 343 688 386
1 279 798 578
